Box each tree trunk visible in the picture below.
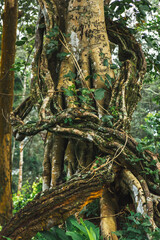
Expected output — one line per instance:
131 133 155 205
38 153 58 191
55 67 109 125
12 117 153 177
0 165 113 239
4 0 160 238
17 141 24 194
0 0 18 225
17 76 27 194
100 189 118 240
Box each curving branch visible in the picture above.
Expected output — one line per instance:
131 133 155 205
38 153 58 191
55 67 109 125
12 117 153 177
10 107 160 183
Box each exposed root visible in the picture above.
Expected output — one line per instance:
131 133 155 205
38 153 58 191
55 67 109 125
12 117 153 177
51 136 67 187
121 170 147 215
121 169 157 230
100 189 118 240
42 132 53 191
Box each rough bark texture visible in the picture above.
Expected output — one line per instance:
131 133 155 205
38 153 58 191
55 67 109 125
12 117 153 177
100 189 118 240
1 0 160 239
0 165 114 239
0 0 18 225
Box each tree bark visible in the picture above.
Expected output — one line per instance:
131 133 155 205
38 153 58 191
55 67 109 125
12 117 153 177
0 164 114 239
100 189 118 240
0 0 18 225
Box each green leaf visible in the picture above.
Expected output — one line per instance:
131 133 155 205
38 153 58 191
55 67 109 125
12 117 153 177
68 217 87 234
103 59 109 66
136 143 143 152
138 5 146 16
157 54 160 62
110 1 117 10
141 221 151 227
85 75 92 80
21 37 28 41
66 231 82 240
55 227 70 240
116 5 125 15
101 115 113 127
94 88 106 100
26 27 33 34
93 73 98 79
105 74 114 88
1 237 12 240
66 216 74 231
46 49 54 55
105 73 114 82
39 231 56 240
105 80 110 88
16 40 25 46
110 64 118 69
64 71 76 80
113 230 123 237
84 227 96 240
80 219 98 240
57 52 71 60
139 4 150 12
63 88 74 97
78 95 86 101
101 115 113 122
126 227 141 234
88 227 97 240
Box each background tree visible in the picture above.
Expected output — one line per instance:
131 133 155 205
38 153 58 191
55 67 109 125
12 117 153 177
10 0 42 193
0 0 18 225
0 0 160 239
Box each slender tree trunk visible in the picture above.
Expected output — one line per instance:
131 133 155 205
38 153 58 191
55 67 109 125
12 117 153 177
17 141 24 193
17 76 27 194
0 0 18 225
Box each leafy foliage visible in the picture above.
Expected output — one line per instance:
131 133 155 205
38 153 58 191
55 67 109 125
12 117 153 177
46 25 59 55
33 216 102 240
13 179 42 214
80 199 100 218
114 211 160 240
140 112 160 154
57 52 71 60
105 0 152 23
94 88 106 101
12 134 44 193
101 115 113 126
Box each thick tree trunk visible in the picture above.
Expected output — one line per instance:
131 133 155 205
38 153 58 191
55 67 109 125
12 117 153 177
0 0 18 225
